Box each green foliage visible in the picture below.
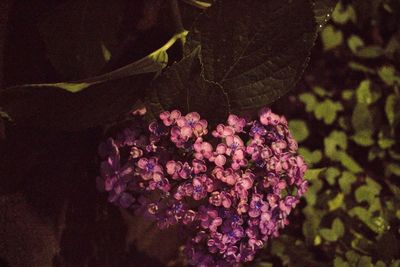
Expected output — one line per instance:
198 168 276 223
322 25 343 50
258 1 400 266
289 120 310 143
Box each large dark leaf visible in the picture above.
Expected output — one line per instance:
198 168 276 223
0 74 150 131
149 47 229 125
39 0 125 79
188 0 316 112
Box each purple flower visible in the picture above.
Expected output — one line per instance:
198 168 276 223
137 157 163 181
97 107 308 266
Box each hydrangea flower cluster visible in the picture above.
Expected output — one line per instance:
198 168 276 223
97 107 308 266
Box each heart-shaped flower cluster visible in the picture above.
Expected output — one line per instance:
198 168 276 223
97 107 308 266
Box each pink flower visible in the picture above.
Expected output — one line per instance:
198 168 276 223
137 157 163 181
176 112 208 137
160 110 181 126
227 114 246 133
192 159 207 174
212 124 235 138
259 108 281 126
231 148 248 170
226 135 244 155
166 160 183 179
193 138 213 160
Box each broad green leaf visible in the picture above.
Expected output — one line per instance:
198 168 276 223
304 179 323 206
314 99 343 124
305 168 325 180
352 131 375 147
385 163 400 177
39 1 125 79
149 48 229 126
332 218 345 238
336 151 363 173
289 120 309 143
345 250 361 265
355 80 373 105
378 66 400 86
328 193 344 211
385 94 400 126
339 171 357 194
357 256 372 267
322 25 343 50
334 256 350 267
355 46 384 58
378 130 395 149
347 35 364 53
189 0 317 112
332 2 357 24
302 206 323 244
299 148 323 165
351 103 374 144
324 130 348 158
325 167 341 185
348 62 375 74
320 228 337 242
9 31 188 93
299 93 318 112
355 182 380 205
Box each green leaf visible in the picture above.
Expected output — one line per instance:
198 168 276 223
299 148 323 165
385 94 400 127
320 228 337 242
149 48 229 126
305 168 326 180
386 163 400 177
355 46 384 59
332 2 357 24
332 218 345 238
328 193 344 211
378 66 400 86
314 99 343 124
189 0 317 112
334 256 350 267
352 131 375 147
313 86 330 97
39 1 125 79
10 31 188 93
324 130 348 158
289 120 309 143
321 25 343 50
325 167 341 185
347 35 365 53
339 171 357 194
299 93 318 112
348 62 375 74
355 80 374 105
351 103 374 144
336 151 363 173
355 180 381 205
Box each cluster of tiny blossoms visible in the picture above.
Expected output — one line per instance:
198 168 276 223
97 108 308 266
